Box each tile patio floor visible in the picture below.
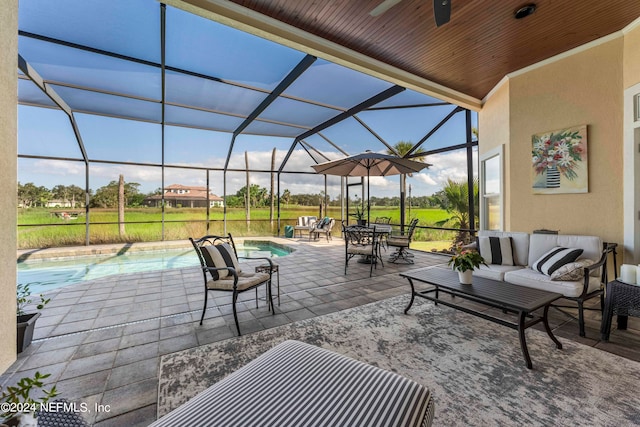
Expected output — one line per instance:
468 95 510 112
3 237 640 426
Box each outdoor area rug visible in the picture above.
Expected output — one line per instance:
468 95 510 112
157 295 640 426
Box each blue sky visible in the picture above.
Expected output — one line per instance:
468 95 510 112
17 0 478 200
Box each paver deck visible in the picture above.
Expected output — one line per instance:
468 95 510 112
4 237 640 426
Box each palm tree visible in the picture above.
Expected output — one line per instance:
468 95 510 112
435 178 480 247
281 189 291 206
386 141 427 231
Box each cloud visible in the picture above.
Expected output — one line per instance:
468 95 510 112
19 147 476 198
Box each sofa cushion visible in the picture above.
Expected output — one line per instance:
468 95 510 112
504 268 601 298
474 264 523 281
551 259 594 281
477 236 514 266
478 231 529 266
532 247 583 276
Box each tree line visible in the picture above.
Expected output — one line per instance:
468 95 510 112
18 179 474 211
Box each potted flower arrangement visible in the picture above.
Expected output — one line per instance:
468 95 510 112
16 284 50 353
349 206 366 226
448 246 487 284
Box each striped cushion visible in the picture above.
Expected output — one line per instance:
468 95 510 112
150 340 434 427
532 246 583 276
208 272 270 291
477 236 514 266
201 243 241 280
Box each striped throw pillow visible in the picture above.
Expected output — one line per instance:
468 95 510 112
532 247 583 276
477 236 514 266
201 243 241 280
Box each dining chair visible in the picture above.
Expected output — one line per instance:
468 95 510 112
344 225 381 277
190 234 274 335
387 218 419 264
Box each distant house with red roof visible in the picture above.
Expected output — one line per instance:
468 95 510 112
144 184 224 208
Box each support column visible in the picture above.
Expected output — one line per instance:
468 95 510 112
0 0 18 372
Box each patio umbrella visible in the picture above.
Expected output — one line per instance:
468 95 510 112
311 150 430 223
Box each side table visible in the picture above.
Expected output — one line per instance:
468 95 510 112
255 263 280 306
601 280 640 341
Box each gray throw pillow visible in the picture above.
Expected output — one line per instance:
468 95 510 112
550 259 593 281
532 247 583 276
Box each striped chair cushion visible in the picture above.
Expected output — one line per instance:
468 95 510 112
150 340 434 427
208 272 270 291
532 246 583 276
201 243 241 280
477 236 514 266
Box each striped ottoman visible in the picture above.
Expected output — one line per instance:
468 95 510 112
151 340 434 427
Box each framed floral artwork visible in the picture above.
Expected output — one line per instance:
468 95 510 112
532 125 588 194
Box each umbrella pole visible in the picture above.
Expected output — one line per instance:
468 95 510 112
367 168 370 224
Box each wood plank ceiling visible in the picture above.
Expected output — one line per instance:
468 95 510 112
224 0 640 100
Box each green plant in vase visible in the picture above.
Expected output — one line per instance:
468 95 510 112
349 206 366 226
16 284 50 353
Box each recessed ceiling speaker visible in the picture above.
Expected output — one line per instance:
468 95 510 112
514 3 536 19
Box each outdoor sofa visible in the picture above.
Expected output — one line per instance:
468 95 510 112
293 215 317 238
471 230 611 336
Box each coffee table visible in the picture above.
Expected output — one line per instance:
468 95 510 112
401 268 563 369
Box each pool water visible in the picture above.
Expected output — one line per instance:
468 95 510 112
18 242 292 294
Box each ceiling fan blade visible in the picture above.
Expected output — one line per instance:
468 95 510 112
369 0 402 17
433 0 451 26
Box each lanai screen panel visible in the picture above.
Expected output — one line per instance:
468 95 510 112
164 126 231 169
164 71 268 117
279 172 326 201
165 6 305 91
316 117 386 155
227 134 295 171
282 59 394 109
18 158 85 201
50 85 161 123
419 112 471 151
75 114 162 164
299 135 345 163
357 104 459 150
242 121 306 138
255 97 340 129
18 36 160 101
164 105 244 133
19 0 161 63
281 147 324 173
18 80 58 109
18 106 81 159
161 168 211 239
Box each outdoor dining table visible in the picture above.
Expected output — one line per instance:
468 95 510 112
345 224 389 265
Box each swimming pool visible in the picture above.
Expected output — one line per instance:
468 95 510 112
17 241 293 294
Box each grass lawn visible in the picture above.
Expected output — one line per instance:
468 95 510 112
17 206 457 250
